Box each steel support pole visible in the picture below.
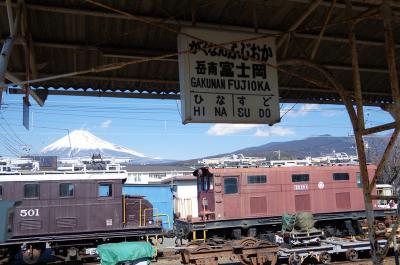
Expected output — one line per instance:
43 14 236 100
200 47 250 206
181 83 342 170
0 2 21 105
0 36 15 106
394 192 400 265
378 3 400 261
346 1 380 263
278 57 380 264
5 0 15 36
354 129 381 264
381 1 400 120
0 37 15 84
396 193 400 265
346 1 365 130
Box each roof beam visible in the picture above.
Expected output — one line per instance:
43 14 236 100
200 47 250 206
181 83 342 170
309 0 336 60
8 87 180 100
7 86 391 106
5 72 44 106
6 73 392 102
8 71 393 98
277 0 323 49
8 71 179 85
1 39 389 74
0 1 399 49
289 0 400 11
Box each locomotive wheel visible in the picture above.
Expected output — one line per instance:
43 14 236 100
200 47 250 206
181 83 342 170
345 249 358 261
238 238 257 265
238 238 257 246
22 245 42 265
191 246 213 254
255 240 271 248
288 253 301 265
186 241 203 248
370 246 385 263
181 244 211 264
247 228 257 238
319 251 331 264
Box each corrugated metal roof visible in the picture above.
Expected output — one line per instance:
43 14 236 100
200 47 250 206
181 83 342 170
1 0 399 105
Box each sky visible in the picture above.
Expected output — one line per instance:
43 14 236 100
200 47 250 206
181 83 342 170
0 92 394 160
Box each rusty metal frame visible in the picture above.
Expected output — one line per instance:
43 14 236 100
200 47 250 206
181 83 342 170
277 0 323 49
0 0 21 103
309 0 336 60
0 0 18 74
179 239 278 265
19 0 43 107
278 2 399 264
0 0 43 109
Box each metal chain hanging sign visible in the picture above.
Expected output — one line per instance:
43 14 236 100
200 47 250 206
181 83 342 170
178 27 280 124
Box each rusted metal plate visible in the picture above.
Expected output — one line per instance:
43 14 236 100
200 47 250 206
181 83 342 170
179 238 278 265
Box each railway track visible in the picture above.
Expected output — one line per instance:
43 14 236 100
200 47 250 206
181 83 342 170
40 255 398 265
80 257 395 265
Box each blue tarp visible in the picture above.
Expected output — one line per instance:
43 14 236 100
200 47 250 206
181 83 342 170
123 185 173 228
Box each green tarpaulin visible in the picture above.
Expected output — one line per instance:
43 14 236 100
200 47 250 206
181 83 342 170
97 242 154 265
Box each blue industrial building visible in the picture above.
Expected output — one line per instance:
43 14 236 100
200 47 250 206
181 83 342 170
123 184 174 230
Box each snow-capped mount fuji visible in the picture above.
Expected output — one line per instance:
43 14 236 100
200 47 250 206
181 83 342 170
41 130 162 163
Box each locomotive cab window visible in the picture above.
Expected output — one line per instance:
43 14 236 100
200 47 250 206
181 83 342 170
24 183 40 199
292 174 309 182
60 183 74 197
197 177 203 192
198 174 214 192
356 172 362 188
203 176 209 191
248 175 267 184
333 173 350 181
99 183 113 197
209 176 214 190
224 177 238 194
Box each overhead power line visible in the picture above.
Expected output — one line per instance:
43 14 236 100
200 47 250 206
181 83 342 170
0 111 27 146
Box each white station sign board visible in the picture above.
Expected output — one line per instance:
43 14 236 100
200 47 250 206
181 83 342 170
178 27 280 124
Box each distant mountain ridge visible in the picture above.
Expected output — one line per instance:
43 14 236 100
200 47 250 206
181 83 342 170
174 135 391 165
40 130 172 164
221 135 390 159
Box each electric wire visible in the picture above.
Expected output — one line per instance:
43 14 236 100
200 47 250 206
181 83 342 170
0 111 27 146
280 103 298 119
4 103 351 114
0 130 22 156
0 122 24 147
3 111 358 129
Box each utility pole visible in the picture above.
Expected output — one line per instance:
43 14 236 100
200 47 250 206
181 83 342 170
273 150 281 160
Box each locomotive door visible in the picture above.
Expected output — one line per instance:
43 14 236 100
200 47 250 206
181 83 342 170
213 175 224 220
222 176 241 219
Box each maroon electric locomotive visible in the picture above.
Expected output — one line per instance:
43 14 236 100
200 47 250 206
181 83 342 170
174 165 393 240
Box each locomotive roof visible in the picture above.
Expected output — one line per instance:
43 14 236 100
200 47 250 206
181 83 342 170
195 164 377 176
0 171 128 182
